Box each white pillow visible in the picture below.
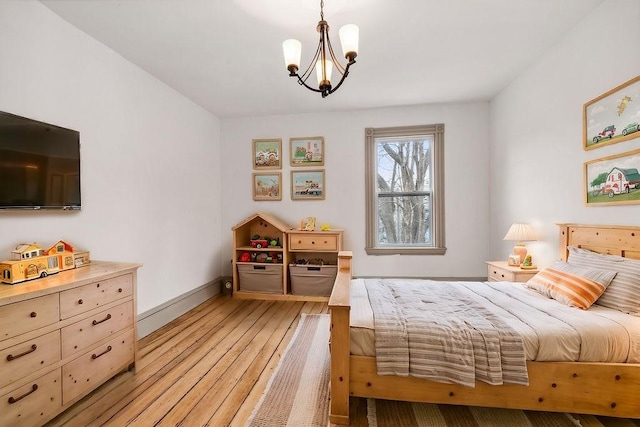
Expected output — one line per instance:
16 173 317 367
567 246 640 315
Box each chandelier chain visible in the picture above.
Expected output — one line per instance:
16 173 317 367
320 0 324 21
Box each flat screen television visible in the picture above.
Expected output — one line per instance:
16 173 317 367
0 111 81 210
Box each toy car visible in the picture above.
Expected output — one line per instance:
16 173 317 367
622 122 640 136
250 239 269 248
592 125 616 143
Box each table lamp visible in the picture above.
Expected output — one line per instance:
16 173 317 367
503 223 538 267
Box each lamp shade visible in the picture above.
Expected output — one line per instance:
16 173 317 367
283 39 302 70
339 24 359 59
316 60 333 86
503 223 538 243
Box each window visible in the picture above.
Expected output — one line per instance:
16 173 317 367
365 124 445 255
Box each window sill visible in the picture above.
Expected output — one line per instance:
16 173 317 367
365 247 447 256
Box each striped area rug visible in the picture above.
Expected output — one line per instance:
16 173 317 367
367 399 640 427
246 313 330 427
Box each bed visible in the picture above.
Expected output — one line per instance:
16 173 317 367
328 223 640 425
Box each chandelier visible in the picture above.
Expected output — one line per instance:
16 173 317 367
282 0 359 98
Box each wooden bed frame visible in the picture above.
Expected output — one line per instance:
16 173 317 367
328 223 640 425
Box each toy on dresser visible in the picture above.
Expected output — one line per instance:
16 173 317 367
0 240 90 284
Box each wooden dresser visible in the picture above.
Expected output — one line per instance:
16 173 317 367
0 261 141 427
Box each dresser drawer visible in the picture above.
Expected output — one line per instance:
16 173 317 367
0 294 59 342
0 330 61 389
0 368 62 427
487 262 538 283
289 233 339 251
60 273 133 319
61 300 133 358
488 266 514 282
62 329 134 405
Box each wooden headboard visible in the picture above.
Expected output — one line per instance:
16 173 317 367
558 223 640 261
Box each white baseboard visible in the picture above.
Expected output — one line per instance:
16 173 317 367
137 277 222 338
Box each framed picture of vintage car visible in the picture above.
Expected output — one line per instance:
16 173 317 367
291 169 325 200
583 75 640 150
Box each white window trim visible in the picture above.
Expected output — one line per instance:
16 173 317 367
365 124 446 255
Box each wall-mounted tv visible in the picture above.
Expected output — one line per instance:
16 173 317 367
0 111 81 210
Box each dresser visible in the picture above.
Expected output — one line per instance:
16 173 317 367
0 261 140 427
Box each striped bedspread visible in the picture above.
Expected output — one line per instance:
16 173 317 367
364 279 529 387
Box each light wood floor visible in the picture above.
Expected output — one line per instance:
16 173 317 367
45 294 364 427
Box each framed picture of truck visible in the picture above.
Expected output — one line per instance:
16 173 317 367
583 75 640 151
585 148 640 206
291 169 325 200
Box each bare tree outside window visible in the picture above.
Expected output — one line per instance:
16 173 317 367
365 125 446 255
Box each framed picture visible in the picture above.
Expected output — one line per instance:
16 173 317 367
291 169 325 200
583 75 640 150
253 138 282 169
253 172 282 201
290 136 324 166
584 148 640 206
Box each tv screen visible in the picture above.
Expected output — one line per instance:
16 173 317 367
0 111 81 210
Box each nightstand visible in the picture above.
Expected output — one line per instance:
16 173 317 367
486 261 539 283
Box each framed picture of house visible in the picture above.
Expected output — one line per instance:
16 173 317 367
253 172 282 201
253 138 282 169
291 169 325 200
583 75 640 151
290 136 324 166
584 148 640 206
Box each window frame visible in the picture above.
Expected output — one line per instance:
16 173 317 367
365 124 446 255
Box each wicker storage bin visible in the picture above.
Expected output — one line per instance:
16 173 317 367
289 265 337 296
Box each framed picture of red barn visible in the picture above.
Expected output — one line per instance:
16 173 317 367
585 148 640 206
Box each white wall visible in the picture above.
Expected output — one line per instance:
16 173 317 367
221 102 491 278
489 0 640 268
0 1 222 313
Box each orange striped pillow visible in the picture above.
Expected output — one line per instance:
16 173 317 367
526 267 611 309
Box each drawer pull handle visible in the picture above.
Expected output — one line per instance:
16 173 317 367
311 241 315 244
92 314 112 325
30 311 37 318
78 299 84 305
8 384 38 404
7 344 37 361
92 345 112 360
118 288 123 293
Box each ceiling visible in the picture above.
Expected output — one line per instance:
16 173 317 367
40 0 603 119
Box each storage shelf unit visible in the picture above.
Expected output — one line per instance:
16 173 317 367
231 212 343 301
232 212 289 299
